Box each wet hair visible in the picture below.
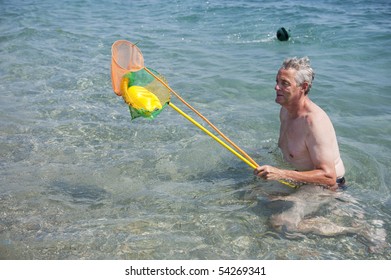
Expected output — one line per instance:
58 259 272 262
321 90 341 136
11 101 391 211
281 56 315 95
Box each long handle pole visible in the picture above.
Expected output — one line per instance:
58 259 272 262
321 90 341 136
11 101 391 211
169 102 297 188
169 102 257 169
144 67 258 168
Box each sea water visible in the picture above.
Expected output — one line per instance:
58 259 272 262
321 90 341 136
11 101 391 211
0 0 390 259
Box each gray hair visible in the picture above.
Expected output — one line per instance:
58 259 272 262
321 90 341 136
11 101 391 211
281 56 315 94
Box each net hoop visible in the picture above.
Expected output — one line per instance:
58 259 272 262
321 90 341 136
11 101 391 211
111 40 145 96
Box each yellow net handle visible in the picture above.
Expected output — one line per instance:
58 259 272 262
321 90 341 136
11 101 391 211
144 67 259 168
169 103 297 189
169 103 256 169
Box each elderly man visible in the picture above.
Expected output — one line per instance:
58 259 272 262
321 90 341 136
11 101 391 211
253 57 348 235
254 57 345 190
251 57 386 251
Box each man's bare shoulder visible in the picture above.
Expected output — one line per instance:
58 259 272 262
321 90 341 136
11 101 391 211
304 101 332 128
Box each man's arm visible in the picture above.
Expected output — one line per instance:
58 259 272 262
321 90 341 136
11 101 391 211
254 112 337 187
254 164 336 187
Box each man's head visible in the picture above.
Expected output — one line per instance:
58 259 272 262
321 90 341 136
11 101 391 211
280 57 315 95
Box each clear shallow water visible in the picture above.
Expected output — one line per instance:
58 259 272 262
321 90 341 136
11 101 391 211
0 0 390 259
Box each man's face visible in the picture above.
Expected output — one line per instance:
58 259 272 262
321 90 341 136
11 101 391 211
274 68 302 106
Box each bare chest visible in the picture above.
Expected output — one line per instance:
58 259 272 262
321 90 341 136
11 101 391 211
279 118 312 168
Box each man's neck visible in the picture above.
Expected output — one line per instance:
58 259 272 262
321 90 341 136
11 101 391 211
283 96 311 119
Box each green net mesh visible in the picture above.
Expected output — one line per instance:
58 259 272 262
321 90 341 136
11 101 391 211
123 68 171 120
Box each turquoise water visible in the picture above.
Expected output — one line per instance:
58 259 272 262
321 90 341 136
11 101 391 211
0 0 390 259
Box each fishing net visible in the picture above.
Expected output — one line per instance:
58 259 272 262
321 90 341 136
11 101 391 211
111 40 170 119
111 40 144 95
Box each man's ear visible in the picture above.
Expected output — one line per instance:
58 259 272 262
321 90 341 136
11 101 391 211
301 82 309 93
